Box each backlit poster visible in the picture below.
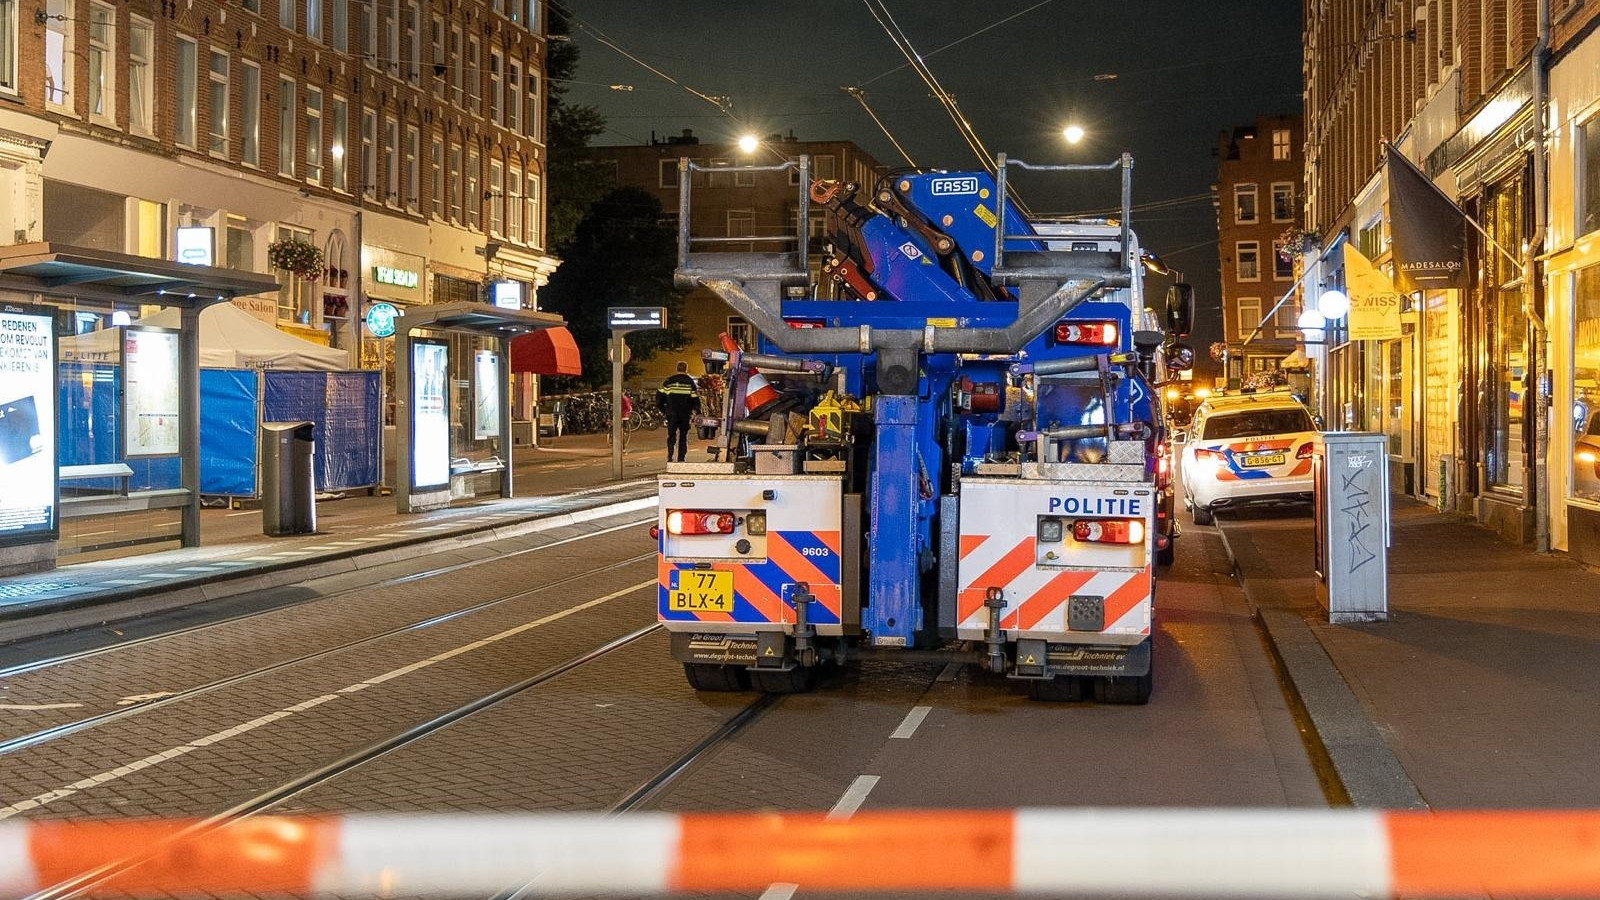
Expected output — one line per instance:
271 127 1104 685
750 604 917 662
411 339 450 490
0 305 57 543
473 349 500 439
124 327 182 457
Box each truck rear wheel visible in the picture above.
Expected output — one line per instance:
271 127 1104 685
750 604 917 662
1025 675 1085 702
1156 538 1176 567
749 665 817 694
1094 668 1153 705
683 663 749 692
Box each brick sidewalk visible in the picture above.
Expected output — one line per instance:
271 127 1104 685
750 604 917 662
1219 498 1600 808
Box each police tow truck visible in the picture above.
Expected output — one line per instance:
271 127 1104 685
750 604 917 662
655 153 1193 703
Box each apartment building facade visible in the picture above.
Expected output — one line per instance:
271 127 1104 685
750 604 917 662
1215 115 1307 389
1302 0 1600 560
0 0 555 358
591 130 884 387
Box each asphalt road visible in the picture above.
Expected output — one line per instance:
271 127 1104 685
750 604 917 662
0 490 1326 899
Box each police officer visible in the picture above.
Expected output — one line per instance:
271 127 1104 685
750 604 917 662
657 361 700 462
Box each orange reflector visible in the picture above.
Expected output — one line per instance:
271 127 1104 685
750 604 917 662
1387 811 1600 897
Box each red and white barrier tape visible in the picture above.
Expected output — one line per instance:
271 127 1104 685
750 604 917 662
3 808 1600 898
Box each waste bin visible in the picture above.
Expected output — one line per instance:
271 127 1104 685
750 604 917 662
261 421 317 536
1313 431 1389 622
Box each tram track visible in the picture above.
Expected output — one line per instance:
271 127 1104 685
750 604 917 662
0 545 656 758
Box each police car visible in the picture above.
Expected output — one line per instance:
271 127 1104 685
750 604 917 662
1179 390 1321 525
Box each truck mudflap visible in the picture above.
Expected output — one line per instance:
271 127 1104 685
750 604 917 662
954 478 1154 642
657 476 847 636
1014 637 1151 678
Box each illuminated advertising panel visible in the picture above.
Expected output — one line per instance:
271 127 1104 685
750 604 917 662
123 327 182 458
473 349 501 439
410 339 451 491
0 305 58 544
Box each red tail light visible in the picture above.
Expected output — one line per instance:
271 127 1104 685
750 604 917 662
1071 518 1146 545
1157 454 1170 477
1296 442 1315 460
666 510 737 535
1052 320 1119 346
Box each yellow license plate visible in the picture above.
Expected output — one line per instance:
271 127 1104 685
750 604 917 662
669 570 734 613
1241 453 1286 468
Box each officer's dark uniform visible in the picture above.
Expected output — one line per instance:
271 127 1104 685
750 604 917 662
657 372 700 462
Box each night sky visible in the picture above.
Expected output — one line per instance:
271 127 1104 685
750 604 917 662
562 1 1304 365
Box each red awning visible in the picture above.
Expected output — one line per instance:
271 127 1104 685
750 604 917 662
511 326 582 375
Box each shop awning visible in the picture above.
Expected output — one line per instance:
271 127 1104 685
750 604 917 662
510 326 582 375
0 242 282 307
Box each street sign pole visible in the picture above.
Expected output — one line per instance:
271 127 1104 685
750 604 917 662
611 330 625 480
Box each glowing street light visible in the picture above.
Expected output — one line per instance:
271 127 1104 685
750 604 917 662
737 134 760 154
1318 289 1350 320
1297 308 1326 330
1062 124 1086 144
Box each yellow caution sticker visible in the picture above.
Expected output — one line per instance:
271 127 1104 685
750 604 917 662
764 646 776 656
1023 653 1037 665
926 317 958 328
973 204 997 228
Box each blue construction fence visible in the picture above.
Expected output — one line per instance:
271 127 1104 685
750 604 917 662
58 366 381 496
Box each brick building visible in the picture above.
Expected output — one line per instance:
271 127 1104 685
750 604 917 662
0 0 555 355
1300 0 1600 558
590 130 884 388
1214 115 1306 388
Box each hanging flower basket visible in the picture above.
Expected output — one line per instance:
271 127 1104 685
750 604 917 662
1273 227 1318 263
1208 341 1228 363
267 239 325 280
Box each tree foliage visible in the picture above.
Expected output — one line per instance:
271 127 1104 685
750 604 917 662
539 187 688 390
545 6 612 252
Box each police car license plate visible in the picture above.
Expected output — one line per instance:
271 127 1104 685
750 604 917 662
1241 453 1286 468
669 570 733 613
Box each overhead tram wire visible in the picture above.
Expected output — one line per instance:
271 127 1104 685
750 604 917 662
857 0 1055 89
861 0 995 176
843 86 917 168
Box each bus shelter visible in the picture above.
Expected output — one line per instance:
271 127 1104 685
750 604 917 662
0 242 282 574
392 301 565 513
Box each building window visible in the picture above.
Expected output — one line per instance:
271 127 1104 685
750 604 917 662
526 173 540 247
305 87 323 184
206 51 229 155
404 125 419 212
659 159 677 189
307 0 321 40
330 0 347 50
727 317 752 348
814 154 837 180
524 0 538 31
0 0 18 93
276 224 316 325
128 17 154 133
1572 264 1600 503
466 37 481 113
87 3 115 122
1485 175 1527 491
1235 297 1261 341
1271 182 1295 223
1274 246 1293 281
279 0 294 30
507 61 521 133
488 159 504 235
489 51 503 125
175 36 198 147
449 143 463 222
44 0 73 109
361 0 377 66
526 72 540 141
1233 183 1258 224
727 209 754 242
1236 241 1260 281
466 146 480 228
361 108 376 199
430 137 443 218
278 78 296 176
404 1 419 82
241 0 258 14
130 198 165 257
330 95 348 191
385 0 399 76
1581 115 1600 239
1272 128 1291 160
384 117 399 206
241 62 260 165
507 165 522 243
449 26 463 106
430 17 444 96
226 215 255 270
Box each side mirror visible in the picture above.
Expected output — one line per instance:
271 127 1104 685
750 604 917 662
1163 342 1195 373
1171 432 1188 445
1165 283 1195 337
1313 415 1326 431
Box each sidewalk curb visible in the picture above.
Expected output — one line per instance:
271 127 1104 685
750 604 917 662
1214 521 1427 810
1 487 660 644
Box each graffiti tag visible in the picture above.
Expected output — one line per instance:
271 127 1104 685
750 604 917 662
1339 468 1379 574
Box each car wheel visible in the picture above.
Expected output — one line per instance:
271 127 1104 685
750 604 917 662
1191 504 1214 526
1157 538 1176 566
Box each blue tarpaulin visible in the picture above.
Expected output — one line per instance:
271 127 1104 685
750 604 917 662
263 371 381 491
201 369 259 495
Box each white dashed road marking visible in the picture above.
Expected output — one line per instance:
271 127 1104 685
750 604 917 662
0 703 85 711
889 705 931 740
827 775 880 820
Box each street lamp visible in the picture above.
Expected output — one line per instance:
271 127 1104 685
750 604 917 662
1297 308 1325 330
1318 288 1350 321
737 134 760 154
1062 124 1085 145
